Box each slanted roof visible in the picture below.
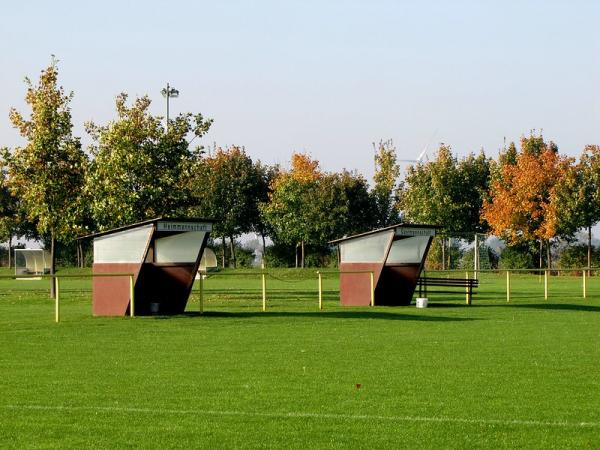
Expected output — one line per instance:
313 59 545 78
77 217 214 240
329 223 439 245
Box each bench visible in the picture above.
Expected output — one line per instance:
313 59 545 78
417 276 479 304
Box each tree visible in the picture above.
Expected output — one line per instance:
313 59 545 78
335 170 378 236
398 145 490 268
482 134 570 268
372 140 400 227
85 93 212 230
399 144 489 233
3 58 88 293
252 161 278 259
260 153 348 267
554 145 600 269
0 166 37 267
188 146 266 268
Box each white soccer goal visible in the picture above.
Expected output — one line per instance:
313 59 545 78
15 249 51 278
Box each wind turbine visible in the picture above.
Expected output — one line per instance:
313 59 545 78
397 129 438 164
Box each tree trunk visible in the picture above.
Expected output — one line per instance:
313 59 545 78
261 232 266 269
50 234 56 298
546 240 551 270
539 239 543 270
588 226 592 275
301 240 305 269
441 238 446 270
221 235 226 268
8 235 12 269
295 243 298 268
229 236 237 269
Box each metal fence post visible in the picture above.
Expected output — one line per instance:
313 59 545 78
465 272 471 305
262 272 267 311
55 277 60 323
506 271 511 303
318 272 323 310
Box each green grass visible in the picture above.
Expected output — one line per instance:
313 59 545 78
1 268 599 449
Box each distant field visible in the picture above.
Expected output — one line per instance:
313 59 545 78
1 268 599 449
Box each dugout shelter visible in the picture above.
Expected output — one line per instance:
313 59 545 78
14 248 51 277
81 217 213 316
330 224 437 306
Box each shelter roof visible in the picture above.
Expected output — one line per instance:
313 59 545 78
329 223 439 245
77 217 214 240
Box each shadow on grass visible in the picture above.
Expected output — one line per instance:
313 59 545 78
508 303 600 313
155 310 476 322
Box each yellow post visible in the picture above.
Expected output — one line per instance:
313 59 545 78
506 270 511 303
465 272 471 305
55 277 60 323
199 273 204 314
583 269 587 299
262 272 266 311
544 270 548 300
129 275 135 317
318 272 323 310
369 272 375 307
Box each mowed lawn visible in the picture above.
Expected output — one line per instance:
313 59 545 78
0 269 599 449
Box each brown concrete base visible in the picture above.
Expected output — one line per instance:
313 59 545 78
339 262 383 306
93 263 141 316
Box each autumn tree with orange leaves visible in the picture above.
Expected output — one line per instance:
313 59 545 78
482 134 571 268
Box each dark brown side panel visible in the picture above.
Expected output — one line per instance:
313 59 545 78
135 264 196 315
376 264 421 306
93 263 142 316
339 262 384 306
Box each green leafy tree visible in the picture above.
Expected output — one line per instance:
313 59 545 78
3 59 88 291
399 144 489 233
188 146 266 268
260 154 348 267
253 161 278 259
555 145 600 268
0 168 39 267
85 93 212 230
398 145 490 268
336 170 378 236
0 168 26 267
397 144 490 268
372 140 400 227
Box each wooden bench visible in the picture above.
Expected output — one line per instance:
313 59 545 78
417 276 479 304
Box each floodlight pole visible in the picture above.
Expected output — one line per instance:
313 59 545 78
161 83 179 131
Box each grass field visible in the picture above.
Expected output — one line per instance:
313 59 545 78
1 268 599 449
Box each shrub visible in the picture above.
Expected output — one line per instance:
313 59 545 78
499 245 534 269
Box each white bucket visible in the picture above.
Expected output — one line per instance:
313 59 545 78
416 297 428 308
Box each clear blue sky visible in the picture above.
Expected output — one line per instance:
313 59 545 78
2 0 599 181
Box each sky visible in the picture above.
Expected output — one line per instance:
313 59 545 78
1 0 600 182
